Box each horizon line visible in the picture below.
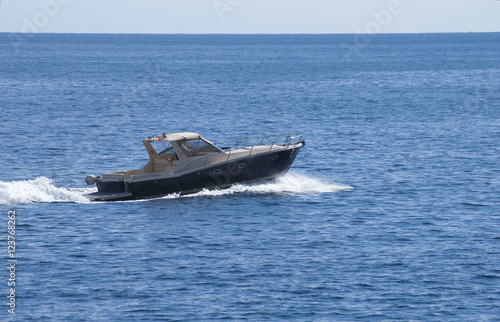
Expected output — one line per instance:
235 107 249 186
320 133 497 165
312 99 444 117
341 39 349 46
1 31 500 36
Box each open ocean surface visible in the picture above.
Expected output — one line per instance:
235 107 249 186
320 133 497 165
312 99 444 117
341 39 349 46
0 33 499 321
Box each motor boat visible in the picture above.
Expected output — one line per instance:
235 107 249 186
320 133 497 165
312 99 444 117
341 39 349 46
85 132 305 201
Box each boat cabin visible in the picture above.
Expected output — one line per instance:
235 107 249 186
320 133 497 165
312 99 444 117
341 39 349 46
100 132 225 181
142 132 223 174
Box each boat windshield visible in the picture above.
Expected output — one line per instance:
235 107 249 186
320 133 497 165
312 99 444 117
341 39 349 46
180 139 223 157
154 141 176 156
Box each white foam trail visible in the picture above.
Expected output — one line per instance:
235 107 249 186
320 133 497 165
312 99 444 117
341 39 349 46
162 172 352 199
0 173 351 205
0 177 94 205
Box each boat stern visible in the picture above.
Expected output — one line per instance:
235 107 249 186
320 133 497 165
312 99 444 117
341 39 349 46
85 172 131 201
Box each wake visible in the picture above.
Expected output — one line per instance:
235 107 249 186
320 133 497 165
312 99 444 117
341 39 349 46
0 173 352 205
0 177 94 205
177 173 353 199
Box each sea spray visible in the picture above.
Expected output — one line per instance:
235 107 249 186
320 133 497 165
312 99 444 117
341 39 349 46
161 172 352 199
0 177 94 205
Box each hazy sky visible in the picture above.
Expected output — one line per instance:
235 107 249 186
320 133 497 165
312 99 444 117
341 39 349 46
1 0 500 34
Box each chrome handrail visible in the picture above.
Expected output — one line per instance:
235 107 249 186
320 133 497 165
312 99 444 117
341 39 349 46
216 133 304 150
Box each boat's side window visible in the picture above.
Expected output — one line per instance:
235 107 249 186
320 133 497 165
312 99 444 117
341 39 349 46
180 139 222 157
183 139 223 156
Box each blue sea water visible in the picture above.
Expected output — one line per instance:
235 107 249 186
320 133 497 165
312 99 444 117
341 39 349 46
0 33 499 321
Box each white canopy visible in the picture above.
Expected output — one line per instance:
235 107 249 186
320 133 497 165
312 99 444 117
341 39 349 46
149 132 204 142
